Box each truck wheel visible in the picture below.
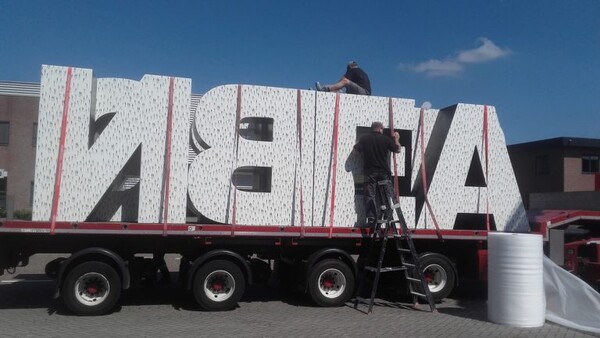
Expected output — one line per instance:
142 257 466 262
62 261 122 316
418 253 456 301
193 260 246 311
308 259 354 307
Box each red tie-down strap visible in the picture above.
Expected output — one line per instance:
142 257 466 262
483 105 491 232
50 67 73 235
162 77 175 236
418 106 443 241
328 93 341 238
388 97 400 199
296 90 306 237
230 85 242 237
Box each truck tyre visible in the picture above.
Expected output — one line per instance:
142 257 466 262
193 260 246 311
418 253 456 301
308 259 354 307
62 261 122 316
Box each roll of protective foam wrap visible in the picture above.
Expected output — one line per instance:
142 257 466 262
487 232 545 327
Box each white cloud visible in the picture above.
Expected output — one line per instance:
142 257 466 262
402 38 511 77
405 59 464 77
457 38 512 63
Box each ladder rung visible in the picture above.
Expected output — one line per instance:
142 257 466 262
403 262 416 267
380 266 406 272
397 248 411 252
406 277 421 282
363 266 405 273
410 291 428 298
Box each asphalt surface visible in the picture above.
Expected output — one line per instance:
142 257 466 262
0 254 596 338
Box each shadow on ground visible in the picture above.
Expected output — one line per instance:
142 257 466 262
437 279 488 322
0 272 321 315
0 272 490 319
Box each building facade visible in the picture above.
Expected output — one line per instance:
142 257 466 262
508 137 600 209
0 82 40 216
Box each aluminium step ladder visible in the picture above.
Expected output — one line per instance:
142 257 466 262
354 180 436 314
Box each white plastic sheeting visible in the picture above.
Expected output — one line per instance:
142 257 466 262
488 232 545 327
544 256 600 334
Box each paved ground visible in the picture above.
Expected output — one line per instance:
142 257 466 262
0 254 596 338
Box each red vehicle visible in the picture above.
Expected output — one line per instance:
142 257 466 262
529 209 600 289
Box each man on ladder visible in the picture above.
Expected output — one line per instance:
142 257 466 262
353 121 436 314
353 121 401 227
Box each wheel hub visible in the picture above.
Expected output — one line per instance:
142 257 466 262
204 270 235 302
322 278 334 289
423 263 447 293
75 272 110 306
211 280 225 292
86 283 99 295
317 268 346 299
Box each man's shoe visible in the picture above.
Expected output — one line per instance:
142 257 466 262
315 82 329 92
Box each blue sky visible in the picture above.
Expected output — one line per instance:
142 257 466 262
1 0 598 144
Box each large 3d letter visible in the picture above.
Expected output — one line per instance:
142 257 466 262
32 65 191 223
416 104 527 231
188 86 305 225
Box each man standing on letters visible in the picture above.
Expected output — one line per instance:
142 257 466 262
353 122 401 226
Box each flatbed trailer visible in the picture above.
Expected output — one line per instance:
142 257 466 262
0 219 489 315
3 210 599 316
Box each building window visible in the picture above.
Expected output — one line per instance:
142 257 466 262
582 155 599 174
535 155 549 175
33 123 38 147
0 122 9 146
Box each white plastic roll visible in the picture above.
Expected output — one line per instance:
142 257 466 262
487 232 545 327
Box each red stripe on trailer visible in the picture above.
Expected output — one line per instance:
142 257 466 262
328 93 341 238
231 85 242 236
162 77 175 236
388 97 400 199
483 105 490 232
419 106 443 241
2 219 494 241
296 90 306 237
50 67 73 235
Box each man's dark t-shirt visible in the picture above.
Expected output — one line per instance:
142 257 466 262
344 67 371 94
354 132 397 175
